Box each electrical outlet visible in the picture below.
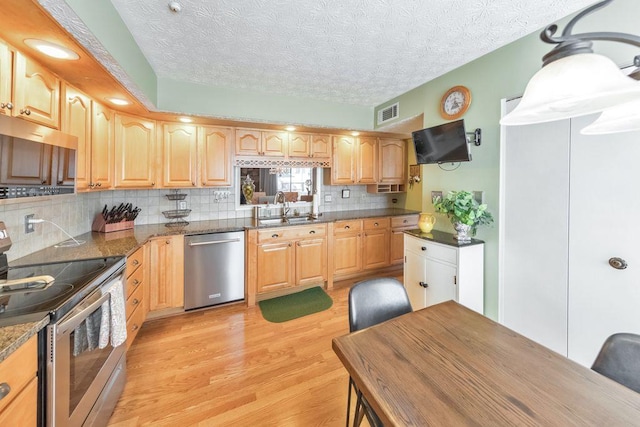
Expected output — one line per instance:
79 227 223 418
25 214 35 234
324 194 332 203
431 191 443 202
178 201 187 210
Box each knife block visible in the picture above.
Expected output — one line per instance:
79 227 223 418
92 215 134 233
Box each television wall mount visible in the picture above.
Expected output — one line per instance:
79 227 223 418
466 128 481 146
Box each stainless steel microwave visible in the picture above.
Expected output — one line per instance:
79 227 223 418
0 114 77 199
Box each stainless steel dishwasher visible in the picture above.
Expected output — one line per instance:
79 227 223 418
184 231 245 310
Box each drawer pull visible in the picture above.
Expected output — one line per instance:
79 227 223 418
374 222 379 227
133 279 140 286
133 298 140 305
132 259 139 266
309 230 316 234
403 219 408 224
0 382 10 401
419 281 429 288
421 246 427 251
272 233 279 238
345 225 350 230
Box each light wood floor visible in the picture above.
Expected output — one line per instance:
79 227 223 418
108 284 374 426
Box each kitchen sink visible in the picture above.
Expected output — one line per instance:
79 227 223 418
259 218 287 226
285 216 314 224
258 216 314 226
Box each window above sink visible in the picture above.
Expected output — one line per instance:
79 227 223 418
237 167 322 208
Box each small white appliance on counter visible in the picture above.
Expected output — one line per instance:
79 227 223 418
184 231 245 310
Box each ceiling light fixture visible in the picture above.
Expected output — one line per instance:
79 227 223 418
285 126 296 131
24 39 79 60
500 0 640 127
107 97 130 106
179 117 193 123
351 131 360 136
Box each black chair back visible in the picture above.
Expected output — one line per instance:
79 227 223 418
349 278 412 332
592 333 640 393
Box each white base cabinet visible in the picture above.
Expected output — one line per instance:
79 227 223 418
404 232 484 313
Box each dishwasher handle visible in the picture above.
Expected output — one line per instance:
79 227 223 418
188 238 241 247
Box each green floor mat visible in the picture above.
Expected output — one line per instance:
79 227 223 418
258 287 333 323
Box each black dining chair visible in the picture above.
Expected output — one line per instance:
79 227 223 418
346 277 413 427
591 333 640 393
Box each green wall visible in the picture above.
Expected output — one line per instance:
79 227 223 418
375 0 640 319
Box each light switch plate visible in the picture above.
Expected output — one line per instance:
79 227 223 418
473 191 485 205
431 191 443 202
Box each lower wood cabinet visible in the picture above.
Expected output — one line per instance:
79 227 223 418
404 233 484 313
362 218 390 270
0 335 37 426
148 235 185 312
247 224 327 305
125 245 147 349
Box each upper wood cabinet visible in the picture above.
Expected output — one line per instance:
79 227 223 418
90 101 114 190
161 123 197 188
235 128 287 157
12 52 60 128
331 136 356 184
0 135 52 185
199 125 233 186
61 84 91 190
288 132 332 159
0 42 12 118
378 139 406 184
356 136 378 184
114 113 156 188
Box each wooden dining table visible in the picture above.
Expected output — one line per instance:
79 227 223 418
332 300 640 426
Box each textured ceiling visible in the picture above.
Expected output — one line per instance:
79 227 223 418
102 0 596 107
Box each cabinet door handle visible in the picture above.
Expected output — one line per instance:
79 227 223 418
166 240 171 245
133 279 140 286
403 219 408 224
419 281 429 288
0 102 13 110
132 259 139 266
0 382 10 401
133 298 140 305
132 324 139 332
609 257 628 270
421 246 427 251
297 242 301 246
20 108 31 115
96 182 102 187
288 243 292 247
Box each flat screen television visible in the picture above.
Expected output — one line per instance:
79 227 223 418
412 119 471 164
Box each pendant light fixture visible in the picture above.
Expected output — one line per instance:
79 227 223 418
500 0 640 126
581 99 640 134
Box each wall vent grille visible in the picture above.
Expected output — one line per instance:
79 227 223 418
377 102 399 124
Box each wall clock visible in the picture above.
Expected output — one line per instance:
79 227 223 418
440 85 472 120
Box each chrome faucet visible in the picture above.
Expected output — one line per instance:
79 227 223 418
273 191 289 218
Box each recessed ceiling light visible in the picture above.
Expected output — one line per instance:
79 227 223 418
178 117 193 123
351 131 360 136
106 97 130 106
285 126 296 131
24 39 79 60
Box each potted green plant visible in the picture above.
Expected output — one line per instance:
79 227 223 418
433 190 493 241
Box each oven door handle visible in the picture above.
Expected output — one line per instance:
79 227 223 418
0 275 55 294
56 291 111 336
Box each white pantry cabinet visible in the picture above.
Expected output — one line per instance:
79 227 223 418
500 98 640 367
404 231 484 313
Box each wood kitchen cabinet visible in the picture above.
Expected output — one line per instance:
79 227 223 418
0 136 52 185
246 224 328 304
125 245 147 349
61 84 91 190
161 122 197 188
148 235 184 312
89 101 114 190
3 50 60 128
235 128 287 157
390 215 419 265
378 139 406 184
114 113 156 188
288 132 332 159
356 136 378 184
0 335 37 426
362 217 390 270
199 125 233 186
331 136 356 184
331 219 362 276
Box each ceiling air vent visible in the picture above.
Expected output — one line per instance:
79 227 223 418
377 102 399 125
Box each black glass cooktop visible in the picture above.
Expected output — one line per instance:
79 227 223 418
0 256 125 327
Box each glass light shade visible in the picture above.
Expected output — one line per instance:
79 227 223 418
581 99 640 135
24 39 79 60
501 53 640 126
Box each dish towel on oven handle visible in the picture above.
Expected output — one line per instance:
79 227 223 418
98 278 127 349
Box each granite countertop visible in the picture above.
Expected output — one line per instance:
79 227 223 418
1 208 418 360
404 229 485 247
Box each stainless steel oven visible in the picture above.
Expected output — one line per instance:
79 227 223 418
46 267 126 427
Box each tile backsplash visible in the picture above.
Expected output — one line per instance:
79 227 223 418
0 179 405 262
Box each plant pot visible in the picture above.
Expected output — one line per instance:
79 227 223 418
454 222 472 242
